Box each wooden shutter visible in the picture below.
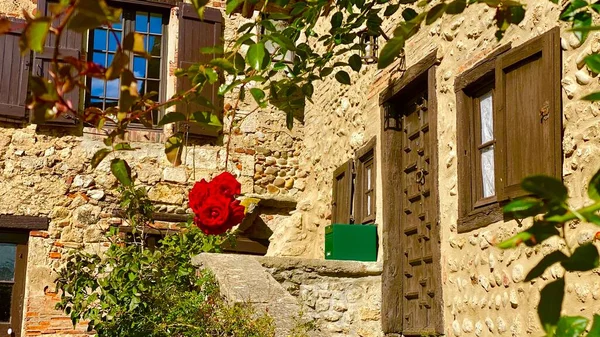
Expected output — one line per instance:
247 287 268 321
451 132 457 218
331 159 353 224
176 3 223 137
354 138 376 224
32 0 82 125
494 27 561 200
0 20 30 120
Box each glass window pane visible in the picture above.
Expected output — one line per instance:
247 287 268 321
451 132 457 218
148 58 161 79
0 284 12 322
92 52 106 67
105 100 118 109
112 14 123 30
133 57 147 78
135 12 149 33
367 194 372 216
479 90 493 144
149 14 163 34
146 80 160 97
366 166 372 189
90 98 103 109
0 243 16 281
108 31 121 52
481 145 495 198
107 53 115 66
91 78 105 97
106 80 120 99
148 36 162 56
92 29 107 51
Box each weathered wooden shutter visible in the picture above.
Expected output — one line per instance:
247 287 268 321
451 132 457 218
177 3 223 137
494 27 561 200
331 159 353 224
32 0 83 125
0 20 30 120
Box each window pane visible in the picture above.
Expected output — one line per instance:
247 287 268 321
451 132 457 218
92 29 107 51
148 36 162 56
481 145 495 198
366 166 372 189
133 57 147 78
479 90 493 144
146 80 160 97
106 80 120 99
92 52 106 67
149 14 163 34
136 12 149 33
148 58 161 79
0 243 16 281
90 98 103 109
108 31 121 52
367 194 372 216
91 78 105 97
107 53 115 66
0 284 12 322
112 15 123 30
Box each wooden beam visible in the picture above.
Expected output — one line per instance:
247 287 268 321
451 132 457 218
0 215 49 230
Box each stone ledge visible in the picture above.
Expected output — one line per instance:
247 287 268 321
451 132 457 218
243 193 298 208
256 256 383 277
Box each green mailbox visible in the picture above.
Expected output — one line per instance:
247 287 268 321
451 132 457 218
324 224 377 262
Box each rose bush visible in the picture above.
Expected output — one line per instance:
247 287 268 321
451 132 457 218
189 172 245 235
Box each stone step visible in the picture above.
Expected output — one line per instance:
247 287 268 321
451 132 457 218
192 253 309 337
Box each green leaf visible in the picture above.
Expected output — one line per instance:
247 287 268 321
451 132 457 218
157 112 186 127
521 175 568 204
587 314 600 337
21 18 51 53
525 251 568 281
582 92 600 101
91 149 111 169
585 54 600 73
573 11 592 42
378 35 405 69
209 58 236 74
119 70 138 112
348 54 362 72
335 71 351 85
114 143 133 151
539 278 565 333
503 197 545 218
425 3 446 25
246 43 268 71
555 316 589 337
402 8 419 21
164 133 183 166
446 0 466 14
191 112 222 127
331 12 343 29
508 5 525 24
226 0 244 14
560 0 588 21
385 3 401 16
588 168 600 201
110 159 133 186
123 32 150 58
191 0 210 18
562 243 600 271
286 111 293 130
302 82 314 99
250 88 266 107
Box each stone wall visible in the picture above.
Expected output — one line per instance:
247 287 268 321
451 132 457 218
259 257 383 337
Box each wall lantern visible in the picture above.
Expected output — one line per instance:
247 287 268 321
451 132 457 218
358 30 379 64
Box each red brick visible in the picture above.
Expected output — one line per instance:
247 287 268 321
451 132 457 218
49 252 61 259
30 231 49 238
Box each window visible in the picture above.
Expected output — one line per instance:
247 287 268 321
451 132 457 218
355 139 376 224
87 8 168 125
456 27 561 232
331 138 377 225
0 233 28 337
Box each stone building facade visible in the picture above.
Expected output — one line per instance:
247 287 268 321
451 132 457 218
1 0 600 336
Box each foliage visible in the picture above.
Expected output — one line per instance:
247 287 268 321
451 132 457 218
498 169 600 336
54 184 274 337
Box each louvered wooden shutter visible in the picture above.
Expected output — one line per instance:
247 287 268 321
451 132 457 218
32 0 82 125
332 159 353 224
176 3 223 137
494 27 561 200
0 20 30 120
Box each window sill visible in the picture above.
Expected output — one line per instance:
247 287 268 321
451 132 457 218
457 203 503 233
83 126 166 143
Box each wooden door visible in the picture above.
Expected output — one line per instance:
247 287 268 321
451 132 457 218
381 58 442 336
398 88 439 335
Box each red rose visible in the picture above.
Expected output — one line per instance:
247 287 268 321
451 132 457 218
210 172 241 198
189 179 210 211
227 200 246 226
194 195 231 234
